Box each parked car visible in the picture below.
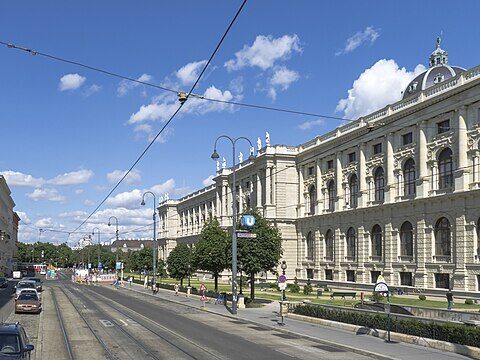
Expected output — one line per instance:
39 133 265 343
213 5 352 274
15 293 41 315
14 281 36 299
0 322 34 359
16 289 40 302
0 278 8 289
27 279 42 292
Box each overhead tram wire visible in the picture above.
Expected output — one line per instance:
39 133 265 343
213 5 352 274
66 0 248 234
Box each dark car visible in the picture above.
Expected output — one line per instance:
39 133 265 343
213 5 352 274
0 278 8 289
0 323 34 359
27 279 42 292
15 293 41 314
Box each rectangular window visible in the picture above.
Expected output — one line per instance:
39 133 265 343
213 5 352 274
402 132 413 145
371 271 381 284
348 152 356 163
435 273 450 289
437 119 450 134
325 269 333 281
477 275 480 291
373 143 382 155
308 166 314 176
346 270 355 282
400 272 413 286
306 269 314 280
327 160 334 170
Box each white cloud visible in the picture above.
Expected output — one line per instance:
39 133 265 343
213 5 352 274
117 74 152 96
336 59 426 119
26 188 66 202
336 26 380 56
106 179 175 208
176 60 207 85
0 171 44 187
229 77 244 93
84 199 95 206
128 101 178 124
75 189 84 194
225 34 301 71
16 211 30 224
84 84 101 96
59 73 86 91
59 210 87 218
202 175 215 187
268 66 299 100
107 169 141 185
34 218 54 228
49 169 93 186
298 119 324 130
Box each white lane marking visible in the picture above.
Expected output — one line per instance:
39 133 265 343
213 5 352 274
125 319 140 326
99 319 114 327
117 319 128 326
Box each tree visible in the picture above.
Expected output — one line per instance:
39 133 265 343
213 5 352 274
237 210 283 300
193 217 229 292
167 243 193 287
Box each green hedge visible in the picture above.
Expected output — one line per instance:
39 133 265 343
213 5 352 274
293 304 480 348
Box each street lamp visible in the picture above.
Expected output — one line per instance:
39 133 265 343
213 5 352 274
108 216 120 278
91 228 101 272
141 191 157 286
188 264 191 287
211 135 255 315
281 261 287 301
239 262 243 295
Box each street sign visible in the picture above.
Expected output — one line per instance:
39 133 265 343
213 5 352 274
98 262 103 269
88 263 92 269
278 274 286 283
374 282 389 292
237 232 257 239
241 215 255 227
278 282 287 291
115 262 123 270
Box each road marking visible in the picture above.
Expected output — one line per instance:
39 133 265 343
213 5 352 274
116 319 128 326
125 319 140 326
99 319 114 327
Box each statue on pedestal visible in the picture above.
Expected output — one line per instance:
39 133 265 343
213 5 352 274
222 157 227 169
265 132 271 147
257 137 262 151
216 160 220 171
239 152 244 163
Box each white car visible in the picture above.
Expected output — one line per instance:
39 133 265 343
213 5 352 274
17 288 41 301
15 281 37 299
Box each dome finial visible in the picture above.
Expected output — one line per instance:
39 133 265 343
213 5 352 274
436 34 441 49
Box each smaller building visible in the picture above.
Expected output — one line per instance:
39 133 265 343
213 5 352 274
110 239 153 253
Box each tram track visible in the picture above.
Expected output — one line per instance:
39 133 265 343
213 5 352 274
50 287 74 360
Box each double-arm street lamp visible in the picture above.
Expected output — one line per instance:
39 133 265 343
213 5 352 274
91 227 101 271
141 191 157 286
211 135 254 315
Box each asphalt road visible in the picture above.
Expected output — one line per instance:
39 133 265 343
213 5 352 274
0 280 15 321
51 274 373 360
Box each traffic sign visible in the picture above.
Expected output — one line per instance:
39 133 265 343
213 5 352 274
278 274 286 283
237 232 257 239
241 215 255 227
98 262 103 269
278 282 287 291
374 282 389 293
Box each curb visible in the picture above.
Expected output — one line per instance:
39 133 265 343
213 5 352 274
116 285 393 360
288 313 480 359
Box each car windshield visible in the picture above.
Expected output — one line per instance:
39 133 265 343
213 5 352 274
18 293 38 301
28 279 40 283
17 283 34 289
0 334 20 354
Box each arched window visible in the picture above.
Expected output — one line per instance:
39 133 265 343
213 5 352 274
400 221 414 257
306 232 314 260
435 217 451 256
371 225 382 258
349 174 358 208
346 227 356 259
438 148 453 189
374 167 385 203
327 180 336 211
403 159 416 196
308 185 316 215
325 230 334 260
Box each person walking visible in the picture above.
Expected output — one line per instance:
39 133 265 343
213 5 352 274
144 275 148 289
129 276 133 287
446 289 454 310
174 283 180 296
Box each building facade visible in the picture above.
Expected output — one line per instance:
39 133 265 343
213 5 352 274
110 239 153 253
158 41 480 292
0 176 19 277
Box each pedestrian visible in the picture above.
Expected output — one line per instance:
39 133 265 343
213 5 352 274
152 280 156 295
155 281 160 294
129 276 133 287
174 283 179 296
144 275 148 289
446 289 454 310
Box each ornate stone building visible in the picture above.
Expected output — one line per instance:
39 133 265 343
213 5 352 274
0 176 19 277
158 40 480 292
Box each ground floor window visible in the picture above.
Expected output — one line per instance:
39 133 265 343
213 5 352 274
400 272 413 286
477 275 480 291
371 271 381 283
346 270 355 282
325 269 333 281
306 268 314 280
435 273 450 289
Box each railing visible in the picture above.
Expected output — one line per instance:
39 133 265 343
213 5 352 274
432 255 451 263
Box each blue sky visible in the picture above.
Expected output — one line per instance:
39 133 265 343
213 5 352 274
2 0 480 245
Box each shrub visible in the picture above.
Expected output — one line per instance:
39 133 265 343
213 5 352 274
323 286 330 292
293 304 480 348
303 278 313 295
465 298 474 305
419 295 426 301
370 292 384 302
288 277 300 293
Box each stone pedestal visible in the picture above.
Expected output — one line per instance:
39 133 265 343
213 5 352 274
186 286 192 297
237 294 245 309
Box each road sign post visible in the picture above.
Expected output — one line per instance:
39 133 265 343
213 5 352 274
374 275 391 342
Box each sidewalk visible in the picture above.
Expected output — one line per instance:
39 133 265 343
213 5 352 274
118 282 470 360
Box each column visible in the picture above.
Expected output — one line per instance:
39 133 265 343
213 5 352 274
417 121 429 197
453 215 468 290
414 219 428 288
383 222 395 284
335 152 343 210
265 166 272 205
456 106 469 191
238 180 243 212
315 159 322 214
386 133 395 202
358 143 367 207
256 172 262 209
297 166 304 217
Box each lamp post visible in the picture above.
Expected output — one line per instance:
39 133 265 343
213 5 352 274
281 261 287 301
188 264 191 287
91 228 101 271
141 191 157 286
108 216 120 277
239 262 243 295
211 135 255 315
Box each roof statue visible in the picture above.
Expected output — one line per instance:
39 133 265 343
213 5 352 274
239 152 243 163
222 157 227 169
257 137 262 151
249 146 255 158
165 193 169 201
216 159 220 171
159 195 164 203
265 132 271 147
